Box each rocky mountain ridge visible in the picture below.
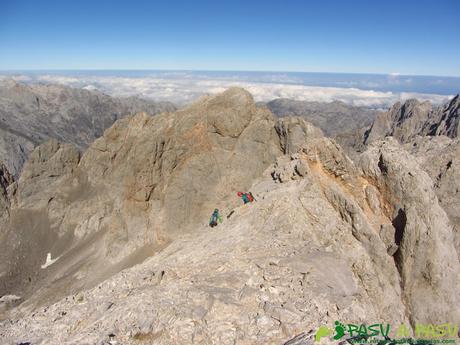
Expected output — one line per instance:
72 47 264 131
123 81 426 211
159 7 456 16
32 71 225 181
364 94 460 144
0 88 459 344
360 94 460 251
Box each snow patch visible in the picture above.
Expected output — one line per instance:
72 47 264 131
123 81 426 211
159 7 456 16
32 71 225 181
0 295 21 303
41 252 60 269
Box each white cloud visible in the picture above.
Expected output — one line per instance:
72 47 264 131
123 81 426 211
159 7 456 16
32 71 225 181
1 73 453 108
0 74 32 82
82 84 98 91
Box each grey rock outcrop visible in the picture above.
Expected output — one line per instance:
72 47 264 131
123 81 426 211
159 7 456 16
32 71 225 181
0 161 13 195
424 94 460 138
0 162 13 220
360 94 460 256
364 94 460 145
405 136 460 254
364 99 433 144
266 98 380 160
360 138 460 324
16 139 81 207
0 80 176 176
275 117 323 154
267 99 379 138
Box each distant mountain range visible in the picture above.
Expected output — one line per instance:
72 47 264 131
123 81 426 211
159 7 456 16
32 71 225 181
0 80 176 176
266 98 380 137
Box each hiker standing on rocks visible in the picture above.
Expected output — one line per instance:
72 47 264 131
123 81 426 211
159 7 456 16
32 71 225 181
209 208 222 227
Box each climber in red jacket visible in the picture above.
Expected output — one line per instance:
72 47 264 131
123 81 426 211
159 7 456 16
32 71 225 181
237 191 255 204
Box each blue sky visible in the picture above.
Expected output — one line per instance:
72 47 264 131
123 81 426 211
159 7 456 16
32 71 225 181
0 0 459 76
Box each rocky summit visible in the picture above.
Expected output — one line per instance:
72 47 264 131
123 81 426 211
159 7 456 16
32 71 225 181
0 88 459 345
364 94 460 145
360 94 460 253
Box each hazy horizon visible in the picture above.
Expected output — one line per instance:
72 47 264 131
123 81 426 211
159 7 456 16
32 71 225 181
2 69 460 78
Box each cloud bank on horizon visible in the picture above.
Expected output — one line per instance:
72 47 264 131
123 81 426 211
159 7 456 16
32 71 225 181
0 72 455 108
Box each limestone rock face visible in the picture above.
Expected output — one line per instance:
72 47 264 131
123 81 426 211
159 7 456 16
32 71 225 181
359 138 460 324
275 117 323 154
0 162 13 220
364 99 433 144
358 94 460 258
425 94 460 138
0 80 176 176
267 99 380 161
405 136 460 254
360 95 460 254
78 87 282 237
0 162 14 190
17 139 81 208
0 89 459 344
364 94 460 145
267 99 379 138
